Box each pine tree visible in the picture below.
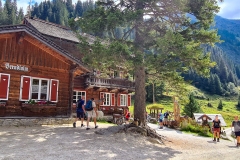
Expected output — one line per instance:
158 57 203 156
214 74 222 95
183 94 200 118
75 0 83 17
218 59 228 83
66 0 74 18
71 0 221 124
16 7 24 24
236 95 240 110
217 100 223 110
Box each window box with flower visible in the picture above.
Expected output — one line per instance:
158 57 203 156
21 99 57 117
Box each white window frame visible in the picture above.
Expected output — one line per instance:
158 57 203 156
0 73 10 100
30 77 50 101
73 91 86 104
120 94 127 106
103 93 111 106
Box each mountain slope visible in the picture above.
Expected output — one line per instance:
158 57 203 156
215 16 240 64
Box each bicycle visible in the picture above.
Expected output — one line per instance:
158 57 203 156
116 115 134 125
116 115 127 125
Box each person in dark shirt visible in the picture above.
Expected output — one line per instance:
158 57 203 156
231 116 240 147
163 111 169 126
212 115 221 142
73 96 85 128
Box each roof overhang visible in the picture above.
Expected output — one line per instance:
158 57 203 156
0 24 90 72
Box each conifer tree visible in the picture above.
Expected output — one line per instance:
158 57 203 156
214 74 222 95
236 95 240 110
71 0 222 124
183 94 200 118
218 99 223 110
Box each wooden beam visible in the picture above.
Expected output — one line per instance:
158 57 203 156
0 33 15 39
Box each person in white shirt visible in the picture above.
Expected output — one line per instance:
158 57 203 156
86 98 98 130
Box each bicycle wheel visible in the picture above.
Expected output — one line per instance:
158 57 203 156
116 118 123 125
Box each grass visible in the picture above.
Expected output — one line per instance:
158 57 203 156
97 118 113 124
129 84 240 126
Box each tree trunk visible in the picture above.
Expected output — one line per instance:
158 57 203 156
152 83 155 103
134 65 146 126
133 0 145 126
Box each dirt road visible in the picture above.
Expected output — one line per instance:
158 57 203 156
148 123 240 160
0 122 239 160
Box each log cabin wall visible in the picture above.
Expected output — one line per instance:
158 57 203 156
0 32 73 117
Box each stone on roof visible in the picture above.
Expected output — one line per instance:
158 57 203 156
24 18 80 43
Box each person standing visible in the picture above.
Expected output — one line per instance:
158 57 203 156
73 96 85 128
158 112 164 129
125 108 131 124
163 111 169 126
231 116 240 147
212 115 221 142
86 98 98 130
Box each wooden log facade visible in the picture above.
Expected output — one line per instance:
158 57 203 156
73 76 134 115
0 25 88 117
0 18 135 118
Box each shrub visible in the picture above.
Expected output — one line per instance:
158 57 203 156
180 121 212 137
218 100 223 110
207 102 213 107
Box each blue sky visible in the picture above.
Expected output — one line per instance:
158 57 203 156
1 0 240 19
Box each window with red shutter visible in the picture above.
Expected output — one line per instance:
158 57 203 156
20 76 31 101
111 93 115 106
49 79 59 102
0 73 10 100
117 94 121 106
127 94 131 106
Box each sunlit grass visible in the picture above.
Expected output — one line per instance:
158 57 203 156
129 84 240 126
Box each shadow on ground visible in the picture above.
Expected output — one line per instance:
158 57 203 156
0 123 182 160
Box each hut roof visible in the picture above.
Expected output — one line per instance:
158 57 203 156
193 113 227 126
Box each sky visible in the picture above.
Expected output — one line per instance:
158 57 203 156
1 0 240 20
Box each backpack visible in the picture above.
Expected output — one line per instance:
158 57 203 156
85 100 93 111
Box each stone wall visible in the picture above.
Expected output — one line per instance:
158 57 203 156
0 113 112 127
0 117 75 127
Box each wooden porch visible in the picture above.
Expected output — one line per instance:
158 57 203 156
85 77 135 90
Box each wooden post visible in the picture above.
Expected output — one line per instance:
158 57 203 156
173 96 180 123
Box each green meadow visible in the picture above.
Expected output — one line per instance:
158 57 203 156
129 85 240 126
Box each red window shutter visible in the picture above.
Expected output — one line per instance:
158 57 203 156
20 76 31 101
50 79 59 102
117 94 121 106
0 74 10 100
111 93 115 106
100 92 104 106
127 94 131 106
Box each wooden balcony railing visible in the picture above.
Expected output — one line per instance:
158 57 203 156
85 77 135 89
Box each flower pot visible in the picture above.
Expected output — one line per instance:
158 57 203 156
0 102 6 107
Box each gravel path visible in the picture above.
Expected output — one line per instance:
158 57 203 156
0 122 240 160
148 123 240 160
